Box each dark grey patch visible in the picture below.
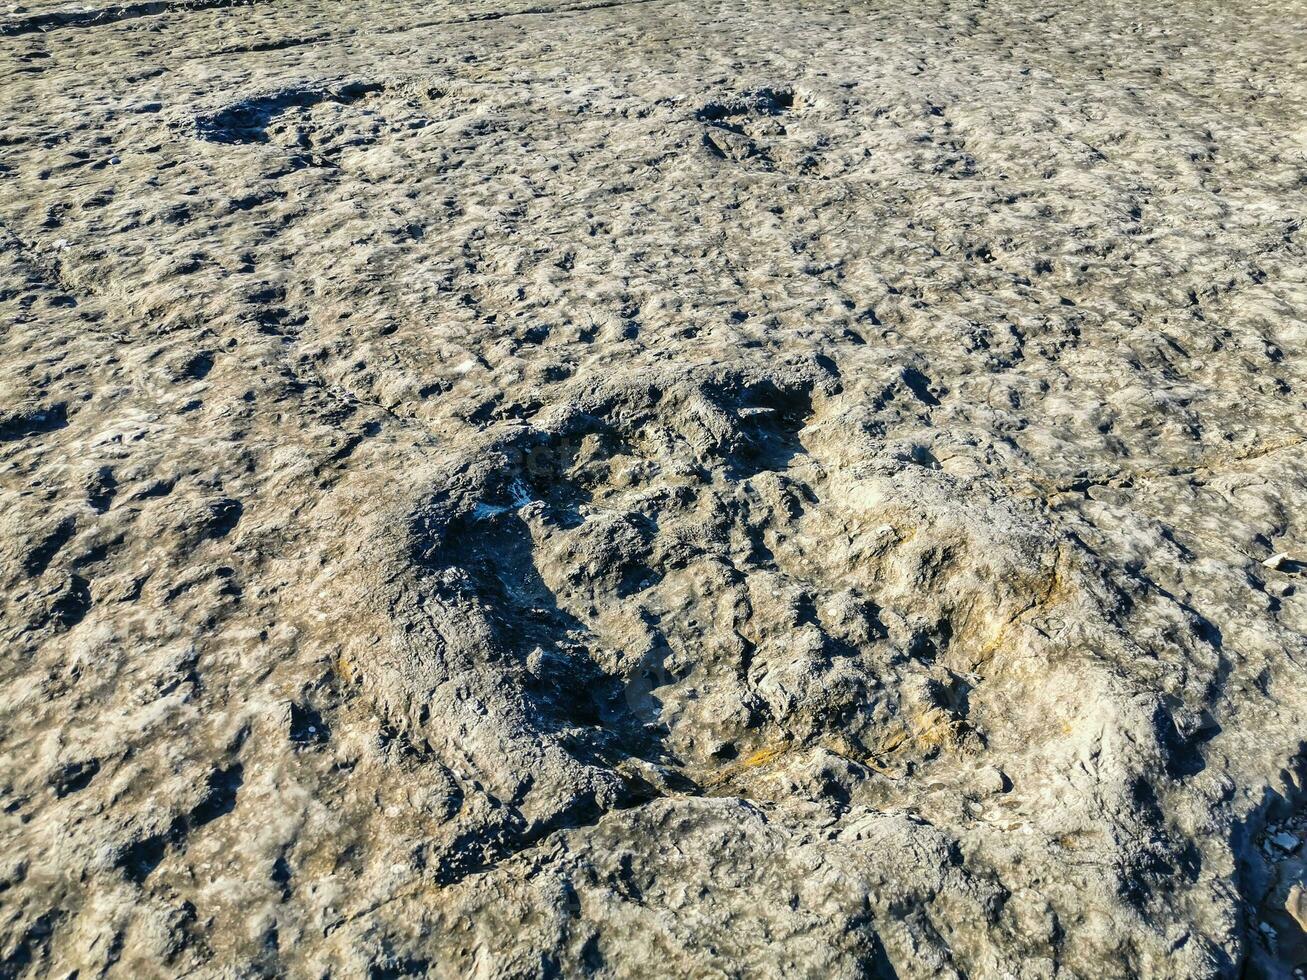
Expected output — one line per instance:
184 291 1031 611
195 81 384 145
271 855 292 899
0 403 67 443
86 467 118 513
288 704 330 745
901 367 942 406
730 381 814 478
202 498 243 539
0 0 273 37
51 574 93 629
183 352 214 379
368 958 431 980
117 829 172 884
24 516 77 577
52 758 100 797
191 764 243 827
0 909 63 979
696 87 795 124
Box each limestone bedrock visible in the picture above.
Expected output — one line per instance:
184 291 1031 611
1 0 1306 976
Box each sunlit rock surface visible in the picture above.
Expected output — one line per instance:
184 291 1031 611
2 0 1306 975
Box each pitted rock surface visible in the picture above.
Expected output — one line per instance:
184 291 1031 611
2 1 1306 976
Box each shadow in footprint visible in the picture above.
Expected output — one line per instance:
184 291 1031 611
426 503 667 772
1231 754 1307 977
730 380 814 478
196 82 384 145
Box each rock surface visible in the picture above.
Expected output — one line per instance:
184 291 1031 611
2 0 1306 976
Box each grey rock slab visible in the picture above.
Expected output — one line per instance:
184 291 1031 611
1 0 1307 976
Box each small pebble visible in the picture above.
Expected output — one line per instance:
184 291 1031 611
1264 552 1294 570
1272 831 1300 852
